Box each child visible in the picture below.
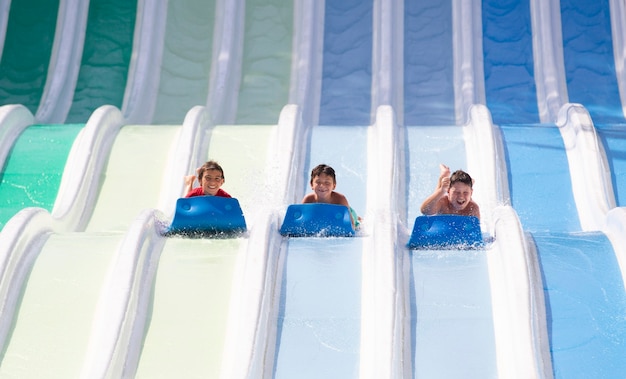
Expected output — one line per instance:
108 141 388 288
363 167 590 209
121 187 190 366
184 160 232 198
420 164 480 219
302 164 360 228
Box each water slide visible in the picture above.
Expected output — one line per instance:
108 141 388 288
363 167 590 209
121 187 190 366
0 1 626 379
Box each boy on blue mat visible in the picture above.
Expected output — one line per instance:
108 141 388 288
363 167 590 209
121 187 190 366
302 164 361 228
184 160 232 198
420 164 480 219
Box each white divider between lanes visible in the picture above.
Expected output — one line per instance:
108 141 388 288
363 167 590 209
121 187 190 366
219 104 308 379
464 104 553 378
529 0 568 123
0 104 35 169
79 209 167 379
206 0 245 125
556 103 615 231
0 209 59 352
36 0 90 123
52 105 125 230
488 206 553 379
122 0 168 124
609 0 626 117
360 105 409 379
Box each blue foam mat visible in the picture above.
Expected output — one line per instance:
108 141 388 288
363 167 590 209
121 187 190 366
280 203 355 237
407 215 483 249
166 196 247 236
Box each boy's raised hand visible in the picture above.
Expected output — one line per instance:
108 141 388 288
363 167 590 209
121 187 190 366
438 164 451 193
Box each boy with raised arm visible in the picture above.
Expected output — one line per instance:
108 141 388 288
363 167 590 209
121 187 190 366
420 164 480 219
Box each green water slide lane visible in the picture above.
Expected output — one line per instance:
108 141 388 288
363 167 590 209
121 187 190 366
133 124 274 377
152 0 216 124
65 0 137 123
235 0 293 124
0 0 59 113
0 123 83 229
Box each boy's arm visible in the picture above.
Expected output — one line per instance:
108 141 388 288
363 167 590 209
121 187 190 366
421 166 450 215
183 175 196 195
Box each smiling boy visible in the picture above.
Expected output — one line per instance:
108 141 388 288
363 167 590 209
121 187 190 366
420 164 480 219
302 164 360 228
184 160 232 198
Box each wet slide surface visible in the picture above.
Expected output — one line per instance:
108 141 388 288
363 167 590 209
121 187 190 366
319 0 372 126
235 0 293 124
0 124 83 229
0 232 119 378
134 238 242 379
273 125 367 377
410 249 496 378
66 0 137 123
500 123 626 377
403 0 454 126
0 0 59 112
560 0 623 123
532 232 626 379
406 125 496 376
135 124 274 377
482 0 538 124
152 0 215 124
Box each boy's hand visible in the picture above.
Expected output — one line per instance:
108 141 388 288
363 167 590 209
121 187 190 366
184 175 196 187
438 164 450 194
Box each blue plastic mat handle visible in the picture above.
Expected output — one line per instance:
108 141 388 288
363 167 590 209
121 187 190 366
166 196 247 236
280 203 355 237
407 215 483 249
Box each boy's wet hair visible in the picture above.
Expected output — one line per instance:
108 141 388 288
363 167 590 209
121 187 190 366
198 160 225 181
310 164 336 185
450 170 473 188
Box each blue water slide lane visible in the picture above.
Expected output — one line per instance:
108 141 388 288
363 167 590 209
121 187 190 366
273 125 367 378
482 0 539 125
597 125 626 207
498 122 626 378
531 232 626 379
560 0 624 123
403 0 454 126
318 0 372 126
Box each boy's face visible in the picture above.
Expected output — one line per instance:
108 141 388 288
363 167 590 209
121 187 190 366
311 173 336 200
201 169 225 196
448 182 473 211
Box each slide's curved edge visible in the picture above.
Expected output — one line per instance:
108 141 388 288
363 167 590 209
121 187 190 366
360 105 409 379
219 104 307 379
51 105 125 230
452 0 485 125
205 0 245 125
288 0 325 127
556 103 616 231
0 208 59 352
79 208 166 379
0 104 35 171
155 105 210 217
121 0 168 124
35 0 90 123
487 206 553 379
529 0 568 123
609 0 626 117
464 103 508 232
